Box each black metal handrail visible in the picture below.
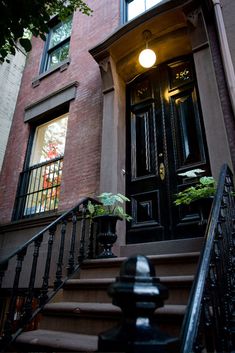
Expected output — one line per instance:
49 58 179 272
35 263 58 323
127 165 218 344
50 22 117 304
180 164 235 353
0 197 100 352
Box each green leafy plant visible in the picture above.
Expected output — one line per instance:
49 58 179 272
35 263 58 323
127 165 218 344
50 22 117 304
174 176 216 206
87 193 132 221
0 0 92 62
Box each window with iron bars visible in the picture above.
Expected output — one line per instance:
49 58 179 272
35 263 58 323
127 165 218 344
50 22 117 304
13 114 68 220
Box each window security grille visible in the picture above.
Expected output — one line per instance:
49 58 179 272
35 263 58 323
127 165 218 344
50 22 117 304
14 157 63 219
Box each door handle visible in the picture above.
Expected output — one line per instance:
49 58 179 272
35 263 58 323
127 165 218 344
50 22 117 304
159 162 166 181
122 169 129 176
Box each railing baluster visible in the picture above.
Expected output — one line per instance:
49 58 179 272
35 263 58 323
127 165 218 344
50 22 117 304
21 235 43 324
33 166 40 214
2 248 27 344
88 218 95 259
79 205 87 261
40 226 56 304
67 213 77 275
54 221 67 289
0 261 8 289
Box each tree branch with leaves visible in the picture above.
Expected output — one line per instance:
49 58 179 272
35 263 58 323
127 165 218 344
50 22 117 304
0 0 92 62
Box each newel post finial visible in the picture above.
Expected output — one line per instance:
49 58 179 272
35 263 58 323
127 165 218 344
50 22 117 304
98 255 179 352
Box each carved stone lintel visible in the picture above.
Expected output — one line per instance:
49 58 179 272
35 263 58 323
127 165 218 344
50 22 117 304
187 8 201 28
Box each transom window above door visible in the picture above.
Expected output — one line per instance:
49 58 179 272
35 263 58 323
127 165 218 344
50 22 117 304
125 0 164 21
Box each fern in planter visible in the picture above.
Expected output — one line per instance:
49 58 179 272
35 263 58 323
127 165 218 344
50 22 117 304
87 192 132 221
87 193 132 258
174 176 216 206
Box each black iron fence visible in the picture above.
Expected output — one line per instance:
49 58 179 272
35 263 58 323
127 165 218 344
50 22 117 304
13 157 63 220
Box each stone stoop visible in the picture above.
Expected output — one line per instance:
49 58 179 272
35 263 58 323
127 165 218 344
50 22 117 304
13 251 200 352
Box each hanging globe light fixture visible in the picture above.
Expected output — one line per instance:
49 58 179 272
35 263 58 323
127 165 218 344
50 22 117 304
138 30 157 68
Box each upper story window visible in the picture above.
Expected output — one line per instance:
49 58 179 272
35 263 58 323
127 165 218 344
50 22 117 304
126 0 163 21
41 16 72 73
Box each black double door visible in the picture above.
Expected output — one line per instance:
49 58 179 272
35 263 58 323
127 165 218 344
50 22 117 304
126 57 210 244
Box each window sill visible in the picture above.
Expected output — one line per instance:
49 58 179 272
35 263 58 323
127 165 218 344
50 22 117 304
1 211 63 233
32 58 70 88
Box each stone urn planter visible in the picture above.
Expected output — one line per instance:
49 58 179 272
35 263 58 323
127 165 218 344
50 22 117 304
93 215 121 258
87 193 132 259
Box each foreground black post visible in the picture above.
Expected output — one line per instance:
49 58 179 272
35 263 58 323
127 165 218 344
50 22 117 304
98 255 179 353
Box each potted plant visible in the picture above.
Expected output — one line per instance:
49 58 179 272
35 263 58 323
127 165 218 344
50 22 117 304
174 176 216 206
87 193 132 258
174 176 216 225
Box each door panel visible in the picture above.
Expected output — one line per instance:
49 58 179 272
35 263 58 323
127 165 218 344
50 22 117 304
126 57 211 243
126 74 168 243
131 104 157 179
171 88 206 169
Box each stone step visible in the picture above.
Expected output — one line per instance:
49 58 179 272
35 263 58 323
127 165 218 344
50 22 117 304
78 252 200 279
12 251 198 352
62 276 194 305
14 329 98 352
39 302 186 336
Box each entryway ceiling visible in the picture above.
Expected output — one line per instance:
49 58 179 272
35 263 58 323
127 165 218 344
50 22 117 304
90 5 193 82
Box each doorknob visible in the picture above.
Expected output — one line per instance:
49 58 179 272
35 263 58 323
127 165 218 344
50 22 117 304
159 162 166 181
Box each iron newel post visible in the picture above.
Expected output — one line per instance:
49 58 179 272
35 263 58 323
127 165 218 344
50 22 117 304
98 255 179 353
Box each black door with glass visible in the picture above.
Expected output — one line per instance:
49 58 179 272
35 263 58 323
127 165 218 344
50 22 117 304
126 57 210 244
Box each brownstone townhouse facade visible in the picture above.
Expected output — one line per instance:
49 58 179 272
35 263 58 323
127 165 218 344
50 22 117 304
0 0 235 351
0 0 234 255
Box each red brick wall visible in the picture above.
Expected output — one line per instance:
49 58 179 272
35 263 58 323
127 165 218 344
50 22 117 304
0 0 120 224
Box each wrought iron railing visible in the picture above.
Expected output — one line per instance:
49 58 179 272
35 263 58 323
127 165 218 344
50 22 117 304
13 157 63 220
0 197 100 352
180 164 235 353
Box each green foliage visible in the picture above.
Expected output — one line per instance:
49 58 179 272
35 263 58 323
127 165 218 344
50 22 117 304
0 0 92 62
174 176 216 206
87 193 132 221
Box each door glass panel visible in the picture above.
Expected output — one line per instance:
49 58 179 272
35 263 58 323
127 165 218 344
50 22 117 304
174 92 204 167
136 112 151 176
131 105 156 179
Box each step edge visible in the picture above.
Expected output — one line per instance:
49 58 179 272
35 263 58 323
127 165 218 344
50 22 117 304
81 252 200 268
43 302 187 316
65 275 194 286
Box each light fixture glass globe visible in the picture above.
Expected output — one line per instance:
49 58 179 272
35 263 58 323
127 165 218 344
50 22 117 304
138 48 157 68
